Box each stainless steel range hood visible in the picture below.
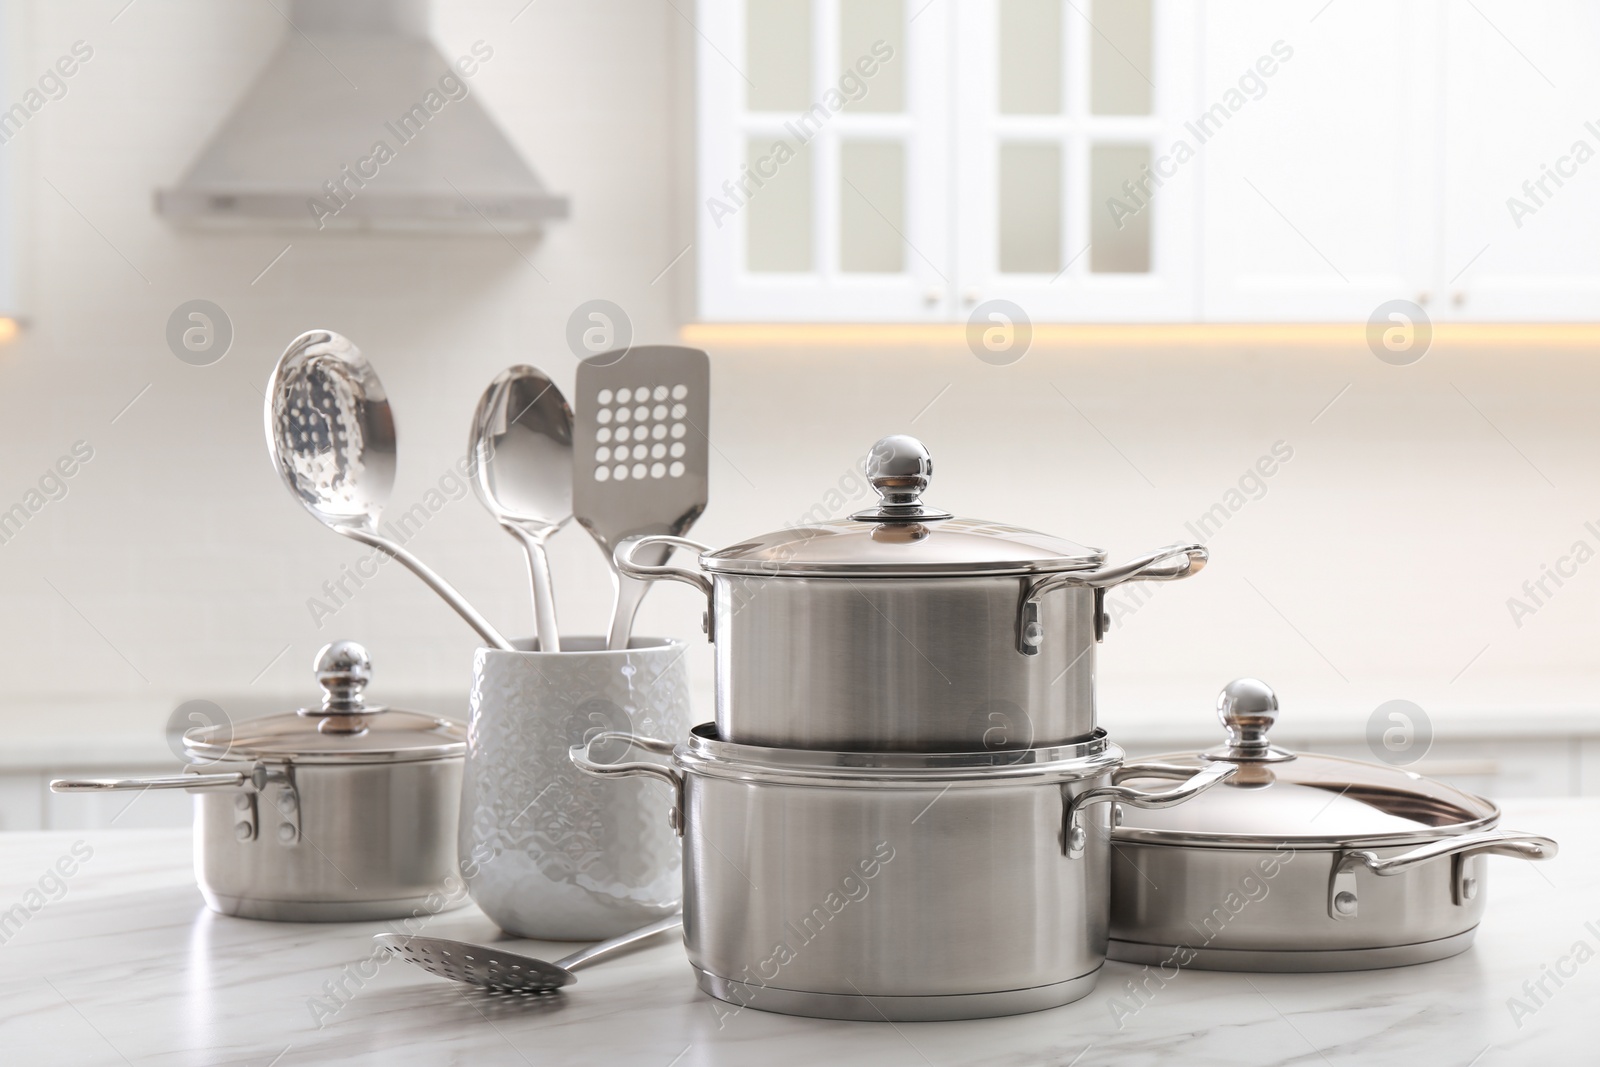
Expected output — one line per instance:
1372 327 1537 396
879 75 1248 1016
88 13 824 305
157 0 568 233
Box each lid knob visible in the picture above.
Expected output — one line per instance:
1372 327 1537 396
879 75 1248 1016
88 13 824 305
850 435 952 522
1213 678 1292 761
306 641 385 731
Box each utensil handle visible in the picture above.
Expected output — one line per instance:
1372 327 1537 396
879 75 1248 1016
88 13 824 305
614 535 714 645
1064 761 1237 858
606 574 650 652
555 915 684 972
569 730 684 835
335 526 513 651
507 524 561 653
50 771 248 793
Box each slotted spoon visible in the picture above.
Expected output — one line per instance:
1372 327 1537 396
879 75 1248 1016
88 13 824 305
264 329 512 650
375 915 682 994
572 345 710 649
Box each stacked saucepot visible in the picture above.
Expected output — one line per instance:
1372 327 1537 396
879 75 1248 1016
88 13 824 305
573 435 1235 1021
52 642 467 922
1108 679 1559 972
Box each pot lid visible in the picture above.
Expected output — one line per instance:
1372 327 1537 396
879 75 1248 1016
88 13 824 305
700 435 1106 577
1112 679 1497 848
183 642 465 764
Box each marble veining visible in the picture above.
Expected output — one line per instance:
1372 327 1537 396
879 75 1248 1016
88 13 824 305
0 800 1590 1065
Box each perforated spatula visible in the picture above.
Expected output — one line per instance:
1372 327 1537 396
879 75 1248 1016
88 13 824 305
573 345 710 649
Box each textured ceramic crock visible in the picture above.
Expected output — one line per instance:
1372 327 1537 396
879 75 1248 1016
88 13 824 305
459 636 689 939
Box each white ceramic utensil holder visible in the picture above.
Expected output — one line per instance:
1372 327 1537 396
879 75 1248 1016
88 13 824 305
460 637 689 939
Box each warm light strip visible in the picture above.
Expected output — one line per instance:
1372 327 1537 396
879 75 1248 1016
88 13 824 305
679 322 1600 347
0 318 20 344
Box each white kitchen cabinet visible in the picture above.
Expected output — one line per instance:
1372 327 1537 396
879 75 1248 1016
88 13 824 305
706 1 1597 322
1202 0 1600 323
1435 0 1600 320
1199 0 1437 321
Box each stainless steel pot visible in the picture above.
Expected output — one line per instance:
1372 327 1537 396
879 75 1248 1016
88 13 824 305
571 726 1235 1021
1107 679 1558 972
51 642 467 922
617 434 1207 751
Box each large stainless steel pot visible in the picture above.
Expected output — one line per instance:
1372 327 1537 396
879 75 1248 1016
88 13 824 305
572 726 1235 1021
52 642 467 922
1107 679 1558 972
616 434 1207 751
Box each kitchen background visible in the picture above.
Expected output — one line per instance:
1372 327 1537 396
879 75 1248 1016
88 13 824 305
3 0 1599 829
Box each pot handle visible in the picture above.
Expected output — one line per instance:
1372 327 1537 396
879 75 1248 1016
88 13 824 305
50 771 250 793
569 730 685 836
1017 543 1208 655
1064 761 1237 858
1328 830 1558 919
615 536 715 641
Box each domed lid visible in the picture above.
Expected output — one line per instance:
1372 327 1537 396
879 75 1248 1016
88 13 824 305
1112 679 1497 848
183 641 466 765
700 435 1105 577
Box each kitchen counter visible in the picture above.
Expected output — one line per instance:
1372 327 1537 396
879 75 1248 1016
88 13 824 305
0 799 1592 1066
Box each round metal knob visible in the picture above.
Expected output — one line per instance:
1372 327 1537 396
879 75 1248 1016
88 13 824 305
1216 678 1285 759
304 641 383 730
315 641 371 712
867 435 932 506
851 435 952 522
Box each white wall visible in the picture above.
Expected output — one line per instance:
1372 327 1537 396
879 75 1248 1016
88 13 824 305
0 0 696 733
1 1 1598 763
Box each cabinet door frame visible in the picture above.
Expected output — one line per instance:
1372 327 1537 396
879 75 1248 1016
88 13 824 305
696 0 953 322
953 0 1201 323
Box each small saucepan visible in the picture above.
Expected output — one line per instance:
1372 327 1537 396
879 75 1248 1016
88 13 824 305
52 642 467 922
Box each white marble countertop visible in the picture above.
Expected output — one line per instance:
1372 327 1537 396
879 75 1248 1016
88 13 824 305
0 798 1592 1066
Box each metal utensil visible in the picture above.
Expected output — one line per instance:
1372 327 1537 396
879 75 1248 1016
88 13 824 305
470 366 574 652
375 915 683 994
265 330 512 650
572 345 710 650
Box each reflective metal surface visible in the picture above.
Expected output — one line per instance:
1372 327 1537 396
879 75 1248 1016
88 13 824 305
616 434 1208 750
470 366 574 653
571 345 710 649
52 643 466 922
1107 678 1560 970
1114 680 1501 847
265 330 512 650
375 916 682 994
572 730 1230 1021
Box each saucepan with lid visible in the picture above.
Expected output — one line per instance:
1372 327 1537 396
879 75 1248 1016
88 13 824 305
1107 679 1558 971
52 641 467 922
616 434 1208 751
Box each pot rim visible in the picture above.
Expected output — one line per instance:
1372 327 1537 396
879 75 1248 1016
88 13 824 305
674 724 1121 785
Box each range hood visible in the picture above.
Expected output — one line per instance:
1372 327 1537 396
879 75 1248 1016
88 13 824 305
157 0 567 233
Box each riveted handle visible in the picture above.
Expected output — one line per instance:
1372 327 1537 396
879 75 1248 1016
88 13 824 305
1064 761 1236 858
570 730 685 836
615 536 715 640
1329 830 1557 919
50 771 249 793
1017 543 1208 655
